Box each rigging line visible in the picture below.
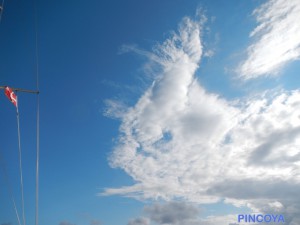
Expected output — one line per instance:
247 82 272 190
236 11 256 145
0 0 5 23
34 0 40 225
16 101 27 225
0 150 22 225
35 94 40 225
34 0 39 91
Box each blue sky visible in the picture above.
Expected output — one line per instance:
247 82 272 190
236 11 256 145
1 0 300 225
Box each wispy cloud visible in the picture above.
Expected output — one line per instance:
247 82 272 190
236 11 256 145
238 0 300 79
103 9 300 225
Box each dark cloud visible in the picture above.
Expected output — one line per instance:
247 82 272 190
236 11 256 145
59 221 76 225
90 220 101 225
208 179 300 225
127 201 241 225
208 179 300 200
144 202 201 225
76 212 102 225
127 217 150 225
250 200 300 225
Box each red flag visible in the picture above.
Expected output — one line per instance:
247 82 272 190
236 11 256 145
4 86 18 107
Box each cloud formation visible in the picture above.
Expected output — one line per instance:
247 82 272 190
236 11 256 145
59 222 76 225
128 202 236 225
145 202 200 224
127 217 150 225
90 220 101 225
238 0 300 79
103 6 300 225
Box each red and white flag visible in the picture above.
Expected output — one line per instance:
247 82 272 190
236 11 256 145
4 86 18 107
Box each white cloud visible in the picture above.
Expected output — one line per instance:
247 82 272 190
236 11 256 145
203 49 214 58
103 10 300 225
238 0 300 79
103 99 128 119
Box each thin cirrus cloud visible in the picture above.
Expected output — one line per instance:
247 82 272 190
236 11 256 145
238 0 300 79
103 3 300 225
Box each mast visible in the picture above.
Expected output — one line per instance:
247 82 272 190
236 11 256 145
0 1 41 224
0 0 40 225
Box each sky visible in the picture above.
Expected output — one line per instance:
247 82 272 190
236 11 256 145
1 0 300 225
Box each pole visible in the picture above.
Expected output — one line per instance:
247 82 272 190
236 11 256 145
0 86 39 94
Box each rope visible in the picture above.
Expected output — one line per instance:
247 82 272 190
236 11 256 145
34 0 40 224
16 102 27 225
0 0 4 23
0 150 22 225
35 94 40 225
